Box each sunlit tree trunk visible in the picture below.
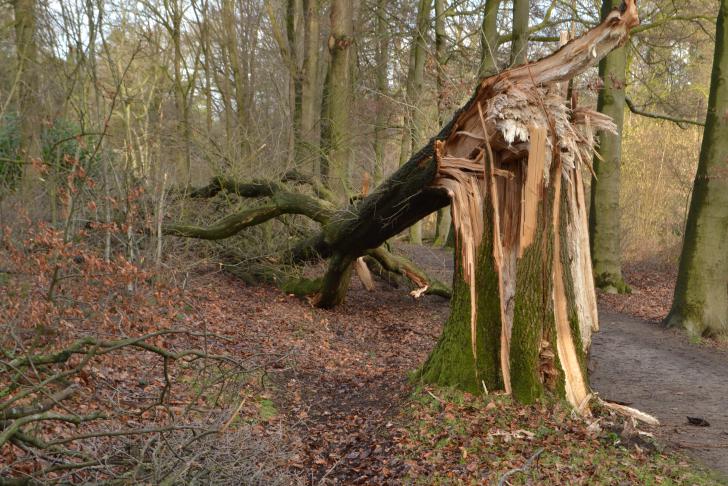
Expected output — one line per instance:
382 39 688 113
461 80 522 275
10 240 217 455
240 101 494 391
589 0 629 293
418 2 639 409
666 1 728 337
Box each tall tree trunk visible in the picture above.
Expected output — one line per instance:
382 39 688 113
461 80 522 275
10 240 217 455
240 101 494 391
479 0 500 77
13 0 40 189
589 0 629 293
433 0 451 247
169 1 191 187
373 0 389 185
406 0 432 245
510 0 529 66
666 0 728 337
287 0 305 165
302 0 321 177
320 61 331 183
324 0 354 198
224 0 249 154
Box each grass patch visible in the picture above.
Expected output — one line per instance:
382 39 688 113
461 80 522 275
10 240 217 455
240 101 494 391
396 386 725 485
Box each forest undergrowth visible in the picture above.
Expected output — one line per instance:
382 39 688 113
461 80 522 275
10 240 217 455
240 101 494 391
1 223 723 484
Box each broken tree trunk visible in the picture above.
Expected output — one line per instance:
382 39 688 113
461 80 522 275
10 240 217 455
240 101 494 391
312 0 638 313
416 2 638 410
164 1 639 411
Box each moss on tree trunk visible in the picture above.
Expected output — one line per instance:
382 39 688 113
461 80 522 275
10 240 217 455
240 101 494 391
418 207 503 393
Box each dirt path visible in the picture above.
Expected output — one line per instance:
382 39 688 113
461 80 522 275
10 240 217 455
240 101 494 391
590 311 728 477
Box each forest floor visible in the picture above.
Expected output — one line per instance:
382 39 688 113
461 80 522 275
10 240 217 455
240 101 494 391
4 237 727 484
181 244 726 484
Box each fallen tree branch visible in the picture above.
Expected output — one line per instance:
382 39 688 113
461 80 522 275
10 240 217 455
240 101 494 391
0 385 79 421
164 189 336 240
0 411 105 447
600 399 660 426
364 247 451 298
189 171 337 203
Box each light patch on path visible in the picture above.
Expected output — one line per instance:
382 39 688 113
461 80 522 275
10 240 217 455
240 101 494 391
590 311 728 477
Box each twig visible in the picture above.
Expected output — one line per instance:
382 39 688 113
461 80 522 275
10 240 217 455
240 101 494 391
426 389 446 404
220 397 247 433
497 447 545 486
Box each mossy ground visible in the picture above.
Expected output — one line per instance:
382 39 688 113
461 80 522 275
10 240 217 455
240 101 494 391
397 386 725 485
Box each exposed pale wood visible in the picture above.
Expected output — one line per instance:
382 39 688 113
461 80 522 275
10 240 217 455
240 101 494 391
575 168 599 332
519 126 547 257
567 167 599 349
601 400 660 426
551 161 590 412
354 257 374 291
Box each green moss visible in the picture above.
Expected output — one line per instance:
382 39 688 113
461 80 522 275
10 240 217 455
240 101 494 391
258 398 278 421
417 207 503 393
594 271 631 294
281 277 322 296
509 195 552 404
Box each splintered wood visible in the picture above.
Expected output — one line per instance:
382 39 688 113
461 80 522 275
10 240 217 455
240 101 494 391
354 257 374 291
551 159 590 413
519 126 547 257
426 0 638 412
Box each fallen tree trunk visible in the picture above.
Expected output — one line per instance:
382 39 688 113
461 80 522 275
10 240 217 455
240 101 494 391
162 175 449 298
165 0 639 411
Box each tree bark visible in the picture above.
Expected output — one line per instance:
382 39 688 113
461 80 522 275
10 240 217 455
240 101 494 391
323 0 354 198
405 0 432 245
302 0 321 176
372 0 389 186
433 0 451 247
287 0 305 165
666 0 728 337
589 0 629 294
479 0 500 77
511 0 529 66
223 0 249 153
